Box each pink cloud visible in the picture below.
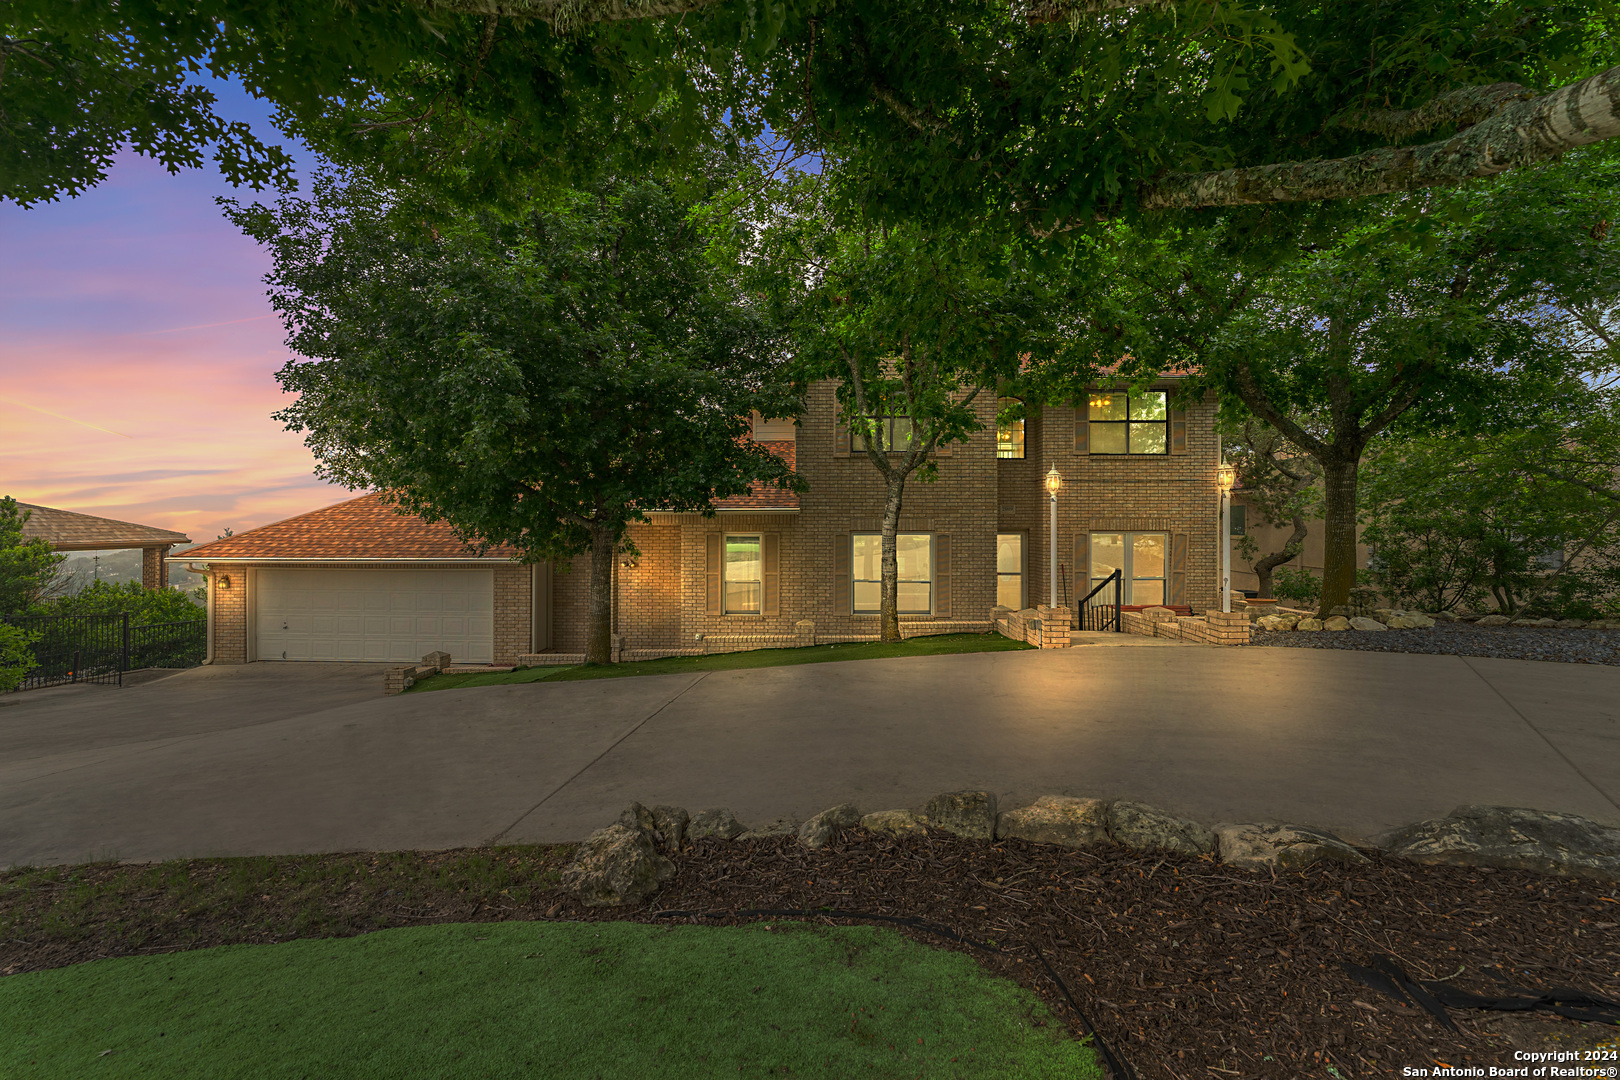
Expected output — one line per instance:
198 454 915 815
1 149 348 543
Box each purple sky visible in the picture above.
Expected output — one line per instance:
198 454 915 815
0 80 348 545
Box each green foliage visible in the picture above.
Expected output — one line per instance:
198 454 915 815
1271 567 1322 607
0 498 64 615
1362 386 1620 617
31 580 205 623
0 623 36 693
11 0 1617 220
226 159 803 660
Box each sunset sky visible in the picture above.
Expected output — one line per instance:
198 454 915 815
0 80 348 546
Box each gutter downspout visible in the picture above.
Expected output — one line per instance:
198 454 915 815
185 563 214 665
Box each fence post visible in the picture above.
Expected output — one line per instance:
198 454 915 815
1113 569 1122 632
121 612 130 687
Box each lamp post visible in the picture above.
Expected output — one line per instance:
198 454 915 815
1216 463 1237 613
1045 465 1063 608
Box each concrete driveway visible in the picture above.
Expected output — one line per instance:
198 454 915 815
2 648 1616 867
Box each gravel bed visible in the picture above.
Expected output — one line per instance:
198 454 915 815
1251 621 1620 666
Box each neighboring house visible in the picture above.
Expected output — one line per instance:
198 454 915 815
20 503 191 590
175 380 1224 664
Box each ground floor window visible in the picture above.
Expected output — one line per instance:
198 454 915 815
996 533 1025 609
725 534 762 614
1090 532 1168 606
853 534 932 614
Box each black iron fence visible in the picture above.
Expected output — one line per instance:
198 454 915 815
1075 569 1123 632
2 613 207 692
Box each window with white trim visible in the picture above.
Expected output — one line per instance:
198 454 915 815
724 534 762 614
1089 532 1169 606
852 534 933 614
996 533 1026 609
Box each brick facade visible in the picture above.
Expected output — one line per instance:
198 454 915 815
193 379 1223 664
541 379 1222 656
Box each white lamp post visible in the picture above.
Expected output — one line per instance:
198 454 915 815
1216 463 1237 613
1045 465 1063 607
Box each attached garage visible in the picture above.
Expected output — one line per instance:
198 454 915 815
174 494 545 666
255 568 495 663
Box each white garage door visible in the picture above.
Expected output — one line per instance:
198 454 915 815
256 569 495 663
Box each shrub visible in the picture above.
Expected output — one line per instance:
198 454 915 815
1271 567 1322 607
0 622 37 692
30 580 203 624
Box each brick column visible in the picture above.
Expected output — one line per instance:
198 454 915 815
1035 605 1072 648
141 545 171 589
1204 609 1251 646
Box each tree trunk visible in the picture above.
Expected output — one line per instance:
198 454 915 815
879 474 906 644
586 522 617 665
1252 515 1307 599
1318 457 1360 618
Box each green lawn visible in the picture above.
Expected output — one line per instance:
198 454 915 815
2 920 1100 1079
411 632 1033 692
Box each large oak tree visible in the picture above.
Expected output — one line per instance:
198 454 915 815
227 164 802 664
7 0 1618 219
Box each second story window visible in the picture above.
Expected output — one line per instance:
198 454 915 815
851 414 916 453
1088 391 1168 455
996 397 1025 459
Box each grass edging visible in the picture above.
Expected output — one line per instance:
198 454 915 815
408 632 1033 692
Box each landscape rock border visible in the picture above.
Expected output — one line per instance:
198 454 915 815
560 794 1620 904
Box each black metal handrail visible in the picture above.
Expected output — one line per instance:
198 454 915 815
2 612 206 692
1075 569 1123 632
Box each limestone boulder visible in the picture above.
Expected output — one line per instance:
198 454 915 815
1323 616 1352 631
1107 801 1216 855
1214 822 1368 872
1477 613 1512 626
1382 806 1620 880
687 808 748 841
1348 616 1387 632
995 795 1110 848
924 791 999 839
739 816 800 840
799 803 863 849
650 805 690 851
1556 619 1589 629
1257 614 1300 632
861 809 930 837
618 802 657 832
1433 611 1460 622
1386 614 1435 629
559 823 676 907
1296 618 1324 631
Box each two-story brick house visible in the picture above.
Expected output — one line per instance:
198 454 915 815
175 380 1222 664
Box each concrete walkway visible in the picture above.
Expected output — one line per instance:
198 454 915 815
1 648 1616 867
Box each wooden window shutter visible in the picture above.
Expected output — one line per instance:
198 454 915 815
833 534 850 613
705 533 723 615
1170 408 1188 455
1169 532 1189 605
833 410 850 457
762 533 780 616
933 534 951 617
1074 406 1089 454
1073 533 1090 597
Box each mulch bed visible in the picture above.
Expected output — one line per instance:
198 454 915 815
5 834 1620 1078
1251 622 1620 666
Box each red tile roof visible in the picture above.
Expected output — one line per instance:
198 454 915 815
714 441 799 510
174 494 520 561
20 503 190 551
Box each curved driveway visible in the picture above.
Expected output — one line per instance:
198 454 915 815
2 646 1617 867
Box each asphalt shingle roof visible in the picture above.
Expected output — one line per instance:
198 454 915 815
19 504 191 551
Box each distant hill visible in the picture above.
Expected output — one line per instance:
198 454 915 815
56 549 205 602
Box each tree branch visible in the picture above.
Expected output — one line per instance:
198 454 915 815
408 0 722 29
1230 361 1329 460
1139 64 1620 211
1332 82 1535 140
